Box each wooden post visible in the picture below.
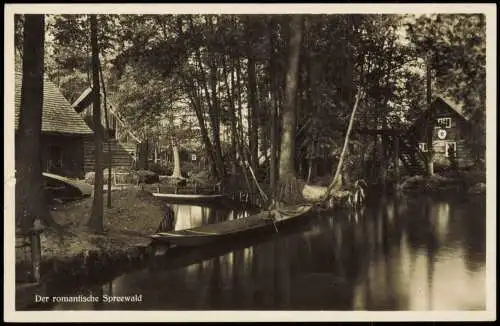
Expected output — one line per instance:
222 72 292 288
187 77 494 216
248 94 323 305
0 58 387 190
30 229 42 283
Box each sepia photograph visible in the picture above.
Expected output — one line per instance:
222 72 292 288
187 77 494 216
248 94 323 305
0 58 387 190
4 3 496 322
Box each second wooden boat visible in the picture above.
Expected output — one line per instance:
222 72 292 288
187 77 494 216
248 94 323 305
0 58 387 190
151 192 225 200
150 204 315 247
151 192 227 205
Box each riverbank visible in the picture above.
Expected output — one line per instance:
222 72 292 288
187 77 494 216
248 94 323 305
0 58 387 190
399 171 486 196
16 189 167 286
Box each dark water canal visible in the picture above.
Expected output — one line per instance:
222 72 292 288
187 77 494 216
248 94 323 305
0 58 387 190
38 194 487 311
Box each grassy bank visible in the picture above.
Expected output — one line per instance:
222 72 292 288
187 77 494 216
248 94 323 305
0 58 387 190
16 189 167 285
399 171 486 195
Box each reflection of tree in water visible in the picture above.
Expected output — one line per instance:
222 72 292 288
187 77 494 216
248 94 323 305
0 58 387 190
274 235 291 308
231 248 245 308
404 197 439 253
209 256 221 309
250 241 263 307
63 196 483 311
448 198 486 272
156 204 176 232
339 195 412 310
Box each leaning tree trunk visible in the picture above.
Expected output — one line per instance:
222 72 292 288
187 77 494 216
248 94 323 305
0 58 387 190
16 14 59 233
277 15 303 205
171 138 182 178
323 87 363 200
183 77 218 177
87 14 104 233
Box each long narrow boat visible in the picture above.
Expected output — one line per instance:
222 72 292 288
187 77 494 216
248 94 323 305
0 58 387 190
150 204 315 247
43 172 93 201
151 192 226 200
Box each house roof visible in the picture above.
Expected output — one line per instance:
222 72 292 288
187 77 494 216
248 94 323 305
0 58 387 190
417 96 470 124
409 95 473 134
71 86 143 143
431 95 470 121
15 71 93 135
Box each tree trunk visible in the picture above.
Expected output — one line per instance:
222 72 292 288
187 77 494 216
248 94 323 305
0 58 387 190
224 56 239 177
235 58 246 159
16 14 59 232
183 78 217 176
247 45 259 171
277 15 303 204
88 15 104 233
171 138 182 178
323 87 363 199
208 55 225 178
279 15 302 180
189 18 224 179
268 17 278 199
99 60 112 208
426 52 434 176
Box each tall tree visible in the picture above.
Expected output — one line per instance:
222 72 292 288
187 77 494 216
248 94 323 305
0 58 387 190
171 137 182 178
246 17 259 171
268 16 279 198
277 15 304 204
16 14 60 232
87 15 105 232
425 50 435 176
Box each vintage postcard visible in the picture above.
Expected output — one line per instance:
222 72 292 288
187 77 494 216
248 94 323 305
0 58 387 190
4 3 496 322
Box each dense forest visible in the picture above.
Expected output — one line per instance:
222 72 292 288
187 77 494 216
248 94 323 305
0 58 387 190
14 14 486 231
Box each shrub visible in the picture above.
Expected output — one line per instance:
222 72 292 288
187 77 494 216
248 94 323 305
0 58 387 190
468 182 486 195
148 163 172 176
134 170 160 184
400 175 465 193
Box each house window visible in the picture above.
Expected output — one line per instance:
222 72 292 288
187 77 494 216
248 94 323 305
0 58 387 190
445 142 457 157
418 142 428 152
435 117 452 129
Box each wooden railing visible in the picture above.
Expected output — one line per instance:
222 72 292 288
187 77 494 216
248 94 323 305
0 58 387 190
154 182 222 195
113 172 135 187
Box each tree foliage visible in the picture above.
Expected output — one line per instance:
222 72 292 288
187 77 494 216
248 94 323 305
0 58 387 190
42 13 487 192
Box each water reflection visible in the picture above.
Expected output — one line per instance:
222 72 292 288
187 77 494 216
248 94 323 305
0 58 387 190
166 204 252 231
45 195 485 311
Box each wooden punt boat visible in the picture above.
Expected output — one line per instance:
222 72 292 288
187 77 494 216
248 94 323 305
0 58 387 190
151 192 226 200
150 204 315 247
151 182 225 203
43 172 93 201
150 192 227 205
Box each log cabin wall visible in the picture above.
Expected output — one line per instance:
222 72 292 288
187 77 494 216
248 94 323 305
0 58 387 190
15 133 87 179
83 137 137 174
412 97 476 169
